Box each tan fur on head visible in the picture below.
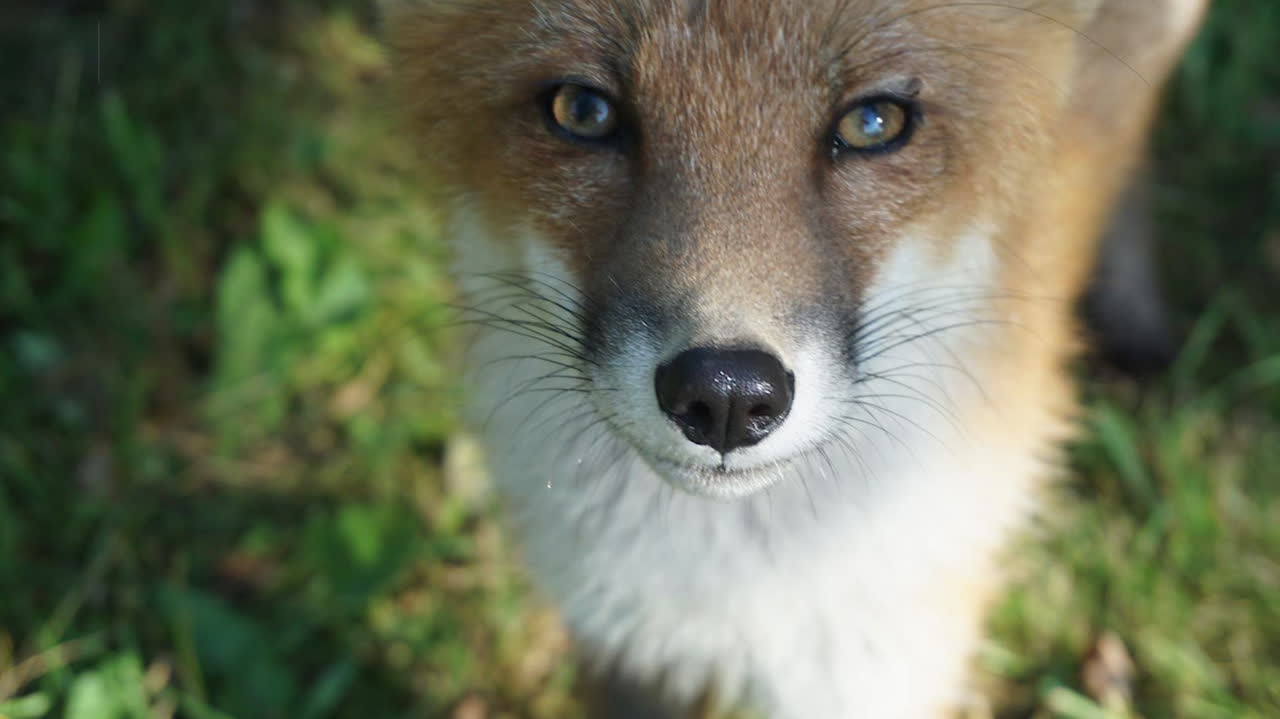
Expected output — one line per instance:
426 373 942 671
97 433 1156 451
386 1 1208 716
389 1 1114 329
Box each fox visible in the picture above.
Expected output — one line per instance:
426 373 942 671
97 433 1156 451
386 0 1209 716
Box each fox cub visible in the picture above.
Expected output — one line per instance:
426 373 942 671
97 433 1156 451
388 1 1208 716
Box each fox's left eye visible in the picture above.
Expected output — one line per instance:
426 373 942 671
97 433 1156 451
834 98 914 153
546 84 620 142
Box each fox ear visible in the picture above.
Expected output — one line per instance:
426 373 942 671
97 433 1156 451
1066 0 1208 128
1072 0 1209 85
1049 0 1198 31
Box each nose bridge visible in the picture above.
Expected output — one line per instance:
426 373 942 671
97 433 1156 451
615 14 830 350
644 161 820 350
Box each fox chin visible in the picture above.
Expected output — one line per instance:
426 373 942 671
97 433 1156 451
387 1 1208 716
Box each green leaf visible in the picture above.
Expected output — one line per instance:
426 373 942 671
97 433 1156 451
214 248 278 377
298 659 358 719
64 653 148 719
157 587 297 716
0 693 53 719
1090 405 1154 508
1043 685 1117 719
210 246 289 439
65 195 127 293
312 256 369 325
261 204 319 318
65 673 114 719
98 93 164 228
302 503 423 611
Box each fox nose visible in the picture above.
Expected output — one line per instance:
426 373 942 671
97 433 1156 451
655 348 795 454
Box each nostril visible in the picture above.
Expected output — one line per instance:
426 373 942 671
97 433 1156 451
655 347 794 454
684 401 715 435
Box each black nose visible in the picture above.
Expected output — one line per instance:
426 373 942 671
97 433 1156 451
654 348 795 454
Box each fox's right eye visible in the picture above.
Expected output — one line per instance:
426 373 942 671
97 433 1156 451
546 84 620 142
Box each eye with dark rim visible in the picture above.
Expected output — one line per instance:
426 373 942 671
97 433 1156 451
832 96 918 155
543 83 621 144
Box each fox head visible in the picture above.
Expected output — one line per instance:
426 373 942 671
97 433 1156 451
389 0 1205 499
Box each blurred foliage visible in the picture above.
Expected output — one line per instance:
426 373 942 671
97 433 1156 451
1 2 557 718
0 0 1277 718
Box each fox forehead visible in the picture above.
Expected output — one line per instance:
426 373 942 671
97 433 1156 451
392 0 1092 321
395 0 1085 195
398 0 1089 104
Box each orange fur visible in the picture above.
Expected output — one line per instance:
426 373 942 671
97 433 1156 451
388 1 1209 716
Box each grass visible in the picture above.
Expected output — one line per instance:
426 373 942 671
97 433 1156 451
0 1 1277 718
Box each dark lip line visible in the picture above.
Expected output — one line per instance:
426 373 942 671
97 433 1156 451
602 412 845 481
641 427 852 482
650 455 744 475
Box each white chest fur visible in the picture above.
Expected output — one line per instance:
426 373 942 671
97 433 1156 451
468 318 1045 719
454 219 1053 718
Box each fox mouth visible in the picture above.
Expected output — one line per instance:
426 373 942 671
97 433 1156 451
638 448 802 500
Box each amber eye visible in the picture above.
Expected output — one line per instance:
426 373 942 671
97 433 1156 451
547 84 620 141
834 98 913 152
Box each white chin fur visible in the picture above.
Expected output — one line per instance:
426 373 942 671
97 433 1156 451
452 208 1043 718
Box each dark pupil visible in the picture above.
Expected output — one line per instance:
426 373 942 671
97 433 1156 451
859 105 886 138
571 92 609 129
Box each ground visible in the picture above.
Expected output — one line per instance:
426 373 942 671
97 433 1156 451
1 1 1277 718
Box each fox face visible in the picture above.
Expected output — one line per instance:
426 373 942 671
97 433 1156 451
390 0 1208 714
390 0 1199 500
